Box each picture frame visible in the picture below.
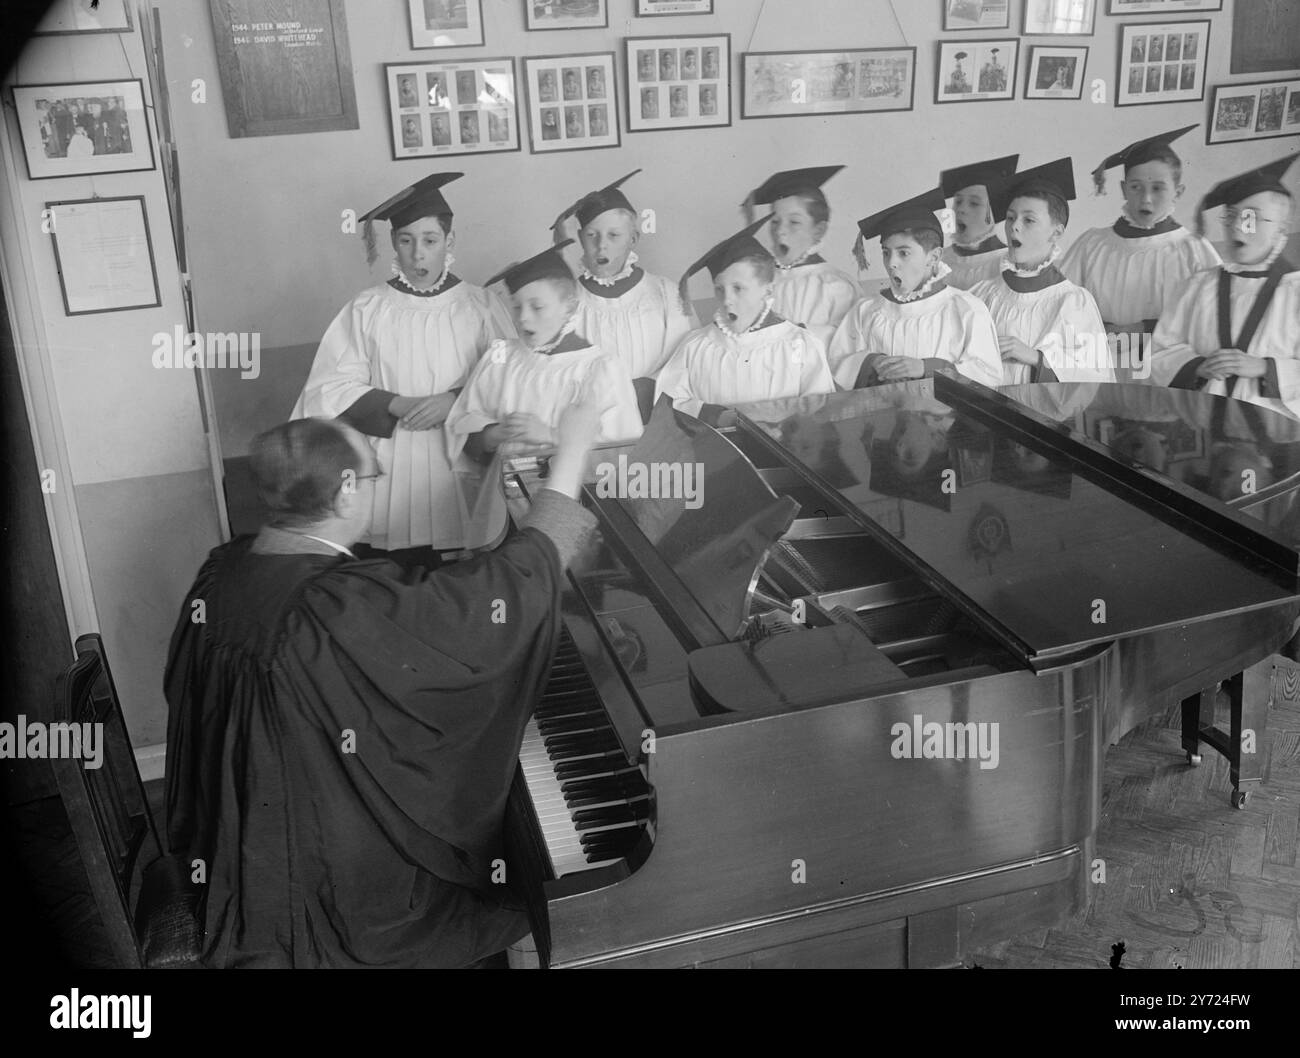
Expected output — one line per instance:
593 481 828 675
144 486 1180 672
407 0 484 49
524 0 608 32
1231 0 1300 75
625 33 731 132
32 0 134 34
1106 0 1221 12
1025 45 1089 100
934 39 1018 103
1022 0 1097 35
741 48 916 119
636 0 714 14
208 0 358 138
10 79 155 180
1207 77 1300 145
46 196 161 316
1115 20 1210 107
942 0 1011 31
385 59 520 159
523 52 620 152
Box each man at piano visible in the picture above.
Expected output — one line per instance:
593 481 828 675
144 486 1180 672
162 402 604 968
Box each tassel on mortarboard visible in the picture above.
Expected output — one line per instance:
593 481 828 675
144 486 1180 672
1090 124 1198 197
357 172 462 267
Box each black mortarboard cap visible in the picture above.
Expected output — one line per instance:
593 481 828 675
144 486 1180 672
1199 152 1298 212
359 172 462 265
744 165 844 220
1195 152 1298 235
550 169 642 232
855 186 947 245
1090 124 1196 194
486 239 576 294
989 157 1077 221
678 214 773 303
940 153 1019 198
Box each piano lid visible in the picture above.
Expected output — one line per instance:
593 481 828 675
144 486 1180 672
595 400 799 642
737 379 1300 667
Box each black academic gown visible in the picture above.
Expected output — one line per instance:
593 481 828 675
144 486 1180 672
164 528 563 967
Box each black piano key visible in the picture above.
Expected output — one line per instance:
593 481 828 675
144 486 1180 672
546 732 620 757
574 806 640 830
561 770 644 799
553 755 627 781
536 713 608 735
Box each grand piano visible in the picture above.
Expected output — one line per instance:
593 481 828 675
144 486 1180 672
503 377 1300 968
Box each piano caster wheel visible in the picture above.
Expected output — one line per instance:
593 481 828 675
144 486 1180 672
1186 752 1202 767
1231 789 1249 810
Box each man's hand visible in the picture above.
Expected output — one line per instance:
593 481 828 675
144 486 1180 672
999 336 1038 365
500 412 557 448
873 356 925 382
395 393 456 430
1198 349 1265 381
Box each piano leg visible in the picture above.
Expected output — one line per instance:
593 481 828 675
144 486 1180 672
1180 668 1266 808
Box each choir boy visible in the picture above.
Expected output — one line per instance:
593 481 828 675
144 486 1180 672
939 153 1019 290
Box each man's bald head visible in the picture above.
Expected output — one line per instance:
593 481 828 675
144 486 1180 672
250 418 376 529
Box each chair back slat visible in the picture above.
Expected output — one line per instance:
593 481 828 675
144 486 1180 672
52 634 164 967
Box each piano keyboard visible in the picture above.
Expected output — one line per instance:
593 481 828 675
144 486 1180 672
517 633 652 879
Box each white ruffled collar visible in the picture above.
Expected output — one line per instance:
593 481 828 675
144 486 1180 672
951 228 999 251
1000 244 1063 277
1120 205 1176 230
527 313 581 355
890 260 953 303
775 243 823 272
580 251 638 287
391 252 454 294
714 298 774 339
1223 236 1290 275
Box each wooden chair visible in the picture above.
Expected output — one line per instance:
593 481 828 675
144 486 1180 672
52 633 202 967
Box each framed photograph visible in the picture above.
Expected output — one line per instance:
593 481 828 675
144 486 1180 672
10 79 154 180
1025 45 1089 99
1116 20 1209 106
408 0 484 49
1107 0 1221 12
524 53 619 152
525 0 608 31
385 59 520 159
625 34 731 131
742 48 916 119
33 0 133 34
1207 77 1300 144
1231 0 1300 75
45 197 161 316
1022 0 1097 35
934 39 1018 103
637 0 714 13
942 0 1010 31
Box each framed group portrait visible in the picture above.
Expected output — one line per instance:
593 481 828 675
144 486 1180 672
10 79 154 179
407 0 485 49
1207 77 1300 144
523 52 619 152
385 59 520 159
525 0 608 31
1025 45 1089 100
1115 20 1210 107
741 48 916 119
625 33 731 132
934 39 1018 103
